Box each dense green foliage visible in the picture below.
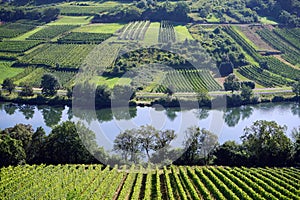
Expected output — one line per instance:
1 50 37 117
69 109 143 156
0 165 299 199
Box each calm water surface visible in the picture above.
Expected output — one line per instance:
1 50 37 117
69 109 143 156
1 102 299 150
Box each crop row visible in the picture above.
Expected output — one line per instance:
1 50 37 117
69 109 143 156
0 40 42 53
154 69 222 93
20 43 95 69
27 25 79 40
0 21 37 38
118 21 150 41
257 29 300 66
238 65 289 87
224 26 297 86
158 20 176 43
1 165 299 200
58 32 112 44
274 28 300 51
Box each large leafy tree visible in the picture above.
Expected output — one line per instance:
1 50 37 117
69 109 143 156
292 127 300 166
113 129 140 163
43 121 97 164
213 141 248 166
224 73 240 93
41 74 60 96
2 78 15 95
292 81 300 100
241 120 293 166
181 126 218 165
0 134 26 166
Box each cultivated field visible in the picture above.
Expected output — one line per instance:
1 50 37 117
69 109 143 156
1 165 299 200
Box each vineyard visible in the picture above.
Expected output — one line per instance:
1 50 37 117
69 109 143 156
154 70 222 93
58 32 112 44
27 25 79 40
118 21 150 41
256 29 300 66
273 28 300 51
0 41 42 53
0 21 38 38
224 26 299 87
158 21 176 43
1 165 299 200
20 43 96 69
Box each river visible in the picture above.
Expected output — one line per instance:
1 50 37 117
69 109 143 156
1 101 299 150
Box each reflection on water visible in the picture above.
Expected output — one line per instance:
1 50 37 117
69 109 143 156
0 102 299 147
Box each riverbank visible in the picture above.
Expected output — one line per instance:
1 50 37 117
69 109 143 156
0 88 298 109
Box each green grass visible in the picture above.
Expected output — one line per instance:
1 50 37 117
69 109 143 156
259 16 278 25
0 61 24 82
10 26 45 41
73 23 124 34
174 25 194 41
90 75 131 88
206 13 220 23
143 22 160 44
48 16 93 25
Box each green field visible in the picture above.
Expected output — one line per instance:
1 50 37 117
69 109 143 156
73 23 124 33
259 16 278 25
1 164 299 200
144 22 160 44
90 75 131 88
10 26 45 41
0 61 24 82
174 25 194 41
48 16 93 25
20 44 95 69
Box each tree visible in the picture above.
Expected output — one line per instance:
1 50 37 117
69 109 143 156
138 125 157 162
41 74 60 96
240 85 253 101
0 134 26 166
41 8 60 22
181 126 218 165
223 73 240 93
113 129 140 163
20 84 34 97
2 78 15 95
241 120 293 166
43 121 97 164
95 85 111 107
27 127 46 164
292 127 300 166
111 85 135 105
292 81 300 100
213 141 248 166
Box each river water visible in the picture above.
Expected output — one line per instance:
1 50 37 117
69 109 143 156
1 101 299 150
